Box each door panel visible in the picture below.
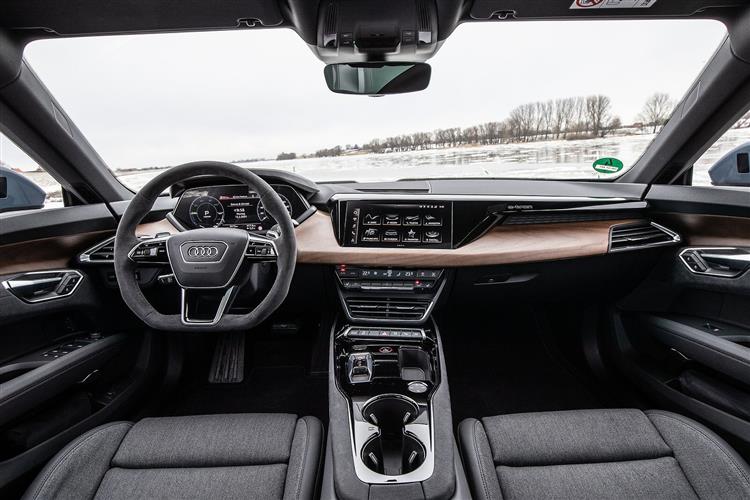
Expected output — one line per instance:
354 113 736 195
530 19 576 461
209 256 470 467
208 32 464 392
607 188 750 453
0 203 155 491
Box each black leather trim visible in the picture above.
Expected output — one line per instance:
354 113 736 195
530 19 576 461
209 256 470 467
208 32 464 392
457 418 501 500
292 416 325 500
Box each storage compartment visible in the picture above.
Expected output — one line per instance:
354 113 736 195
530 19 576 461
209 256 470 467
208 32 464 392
399 347 432 381
359 395 426 476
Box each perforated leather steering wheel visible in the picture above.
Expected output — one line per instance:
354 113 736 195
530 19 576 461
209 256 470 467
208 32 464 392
114 161 296 332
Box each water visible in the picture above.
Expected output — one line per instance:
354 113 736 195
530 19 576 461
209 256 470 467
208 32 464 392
119 133 658 190
25 129 750 208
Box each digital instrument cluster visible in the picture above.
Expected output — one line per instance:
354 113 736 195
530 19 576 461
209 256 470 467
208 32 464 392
173 184 306 231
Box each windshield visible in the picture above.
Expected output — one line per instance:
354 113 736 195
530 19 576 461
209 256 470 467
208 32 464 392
24 20 726 189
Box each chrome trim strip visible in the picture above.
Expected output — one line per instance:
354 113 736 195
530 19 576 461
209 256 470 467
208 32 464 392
331 194 630 202
349 396 436 484
2 269 84 303
679 247 750 278
608 221 681 253
78 236 116 264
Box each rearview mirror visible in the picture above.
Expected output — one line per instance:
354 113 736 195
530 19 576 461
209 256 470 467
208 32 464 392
709 142 750 187
324 63 430 96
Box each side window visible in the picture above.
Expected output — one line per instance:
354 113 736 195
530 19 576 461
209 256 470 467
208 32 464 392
693 110 750 188
0 132 62 211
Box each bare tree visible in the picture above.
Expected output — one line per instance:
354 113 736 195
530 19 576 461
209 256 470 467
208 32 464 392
586 95 612 137
639 92 674 133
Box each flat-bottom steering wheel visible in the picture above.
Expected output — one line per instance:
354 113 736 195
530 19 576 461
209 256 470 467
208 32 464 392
114 161 296 332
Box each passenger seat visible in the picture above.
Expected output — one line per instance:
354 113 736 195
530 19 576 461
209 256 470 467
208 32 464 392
458 408 750 499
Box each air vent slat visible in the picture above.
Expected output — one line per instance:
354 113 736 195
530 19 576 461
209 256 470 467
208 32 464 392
345 296 429 321
609 222 679 252
84 238 116 262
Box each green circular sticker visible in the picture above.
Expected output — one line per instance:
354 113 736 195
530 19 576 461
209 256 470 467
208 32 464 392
593 157 624 174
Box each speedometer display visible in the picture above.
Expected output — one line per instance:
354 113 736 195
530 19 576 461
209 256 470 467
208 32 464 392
257 195 292 222
189 196 224 228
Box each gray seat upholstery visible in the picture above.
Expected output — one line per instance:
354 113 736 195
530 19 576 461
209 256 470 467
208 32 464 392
458 408 750 500
23 413 324 500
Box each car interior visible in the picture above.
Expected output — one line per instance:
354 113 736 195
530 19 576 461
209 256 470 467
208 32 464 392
2 1 750 499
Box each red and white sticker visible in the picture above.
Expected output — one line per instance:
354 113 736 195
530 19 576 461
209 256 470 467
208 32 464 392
571 0 657 8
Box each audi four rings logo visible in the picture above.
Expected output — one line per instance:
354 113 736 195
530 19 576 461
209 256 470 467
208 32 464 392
187 246 219 257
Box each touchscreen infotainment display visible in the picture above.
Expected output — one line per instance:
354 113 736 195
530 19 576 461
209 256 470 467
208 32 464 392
342 201 453 248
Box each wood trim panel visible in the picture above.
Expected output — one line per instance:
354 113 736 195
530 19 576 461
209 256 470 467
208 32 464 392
0 231 113 275
295 211 637 267
0 219 179 275
655 213 750 247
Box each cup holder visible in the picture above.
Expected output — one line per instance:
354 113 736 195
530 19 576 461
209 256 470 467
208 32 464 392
362 394 420 427
361 432 426 476
360 395 426 476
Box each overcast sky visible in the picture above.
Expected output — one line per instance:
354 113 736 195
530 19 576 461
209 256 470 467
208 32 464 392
2 19 728 171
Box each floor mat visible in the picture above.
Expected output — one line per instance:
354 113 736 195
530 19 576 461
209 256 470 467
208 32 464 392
439 307 605 424
173 366 328 422
169 319 329 423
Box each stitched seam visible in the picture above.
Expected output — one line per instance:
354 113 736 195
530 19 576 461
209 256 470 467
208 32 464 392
650 412 750 490
29 422 130 500
472 420 492 500
295 418 309 500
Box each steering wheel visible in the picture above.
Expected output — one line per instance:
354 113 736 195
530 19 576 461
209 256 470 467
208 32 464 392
114 161 297 332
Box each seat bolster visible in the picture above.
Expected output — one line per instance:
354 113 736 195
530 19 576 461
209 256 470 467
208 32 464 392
480 409 671 466
112 413 298 468
283 416 325 500
646 410 750 499
21 422 133 500
457 418 503 500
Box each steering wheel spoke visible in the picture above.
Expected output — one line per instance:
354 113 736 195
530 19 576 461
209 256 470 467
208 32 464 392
180 286 237 326
128 236 170 264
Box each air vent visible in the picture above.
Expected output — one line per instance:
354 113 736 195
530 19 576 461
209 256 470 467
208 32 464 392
79 237 115 263
504 211 640 225
609 222 680 252
345 296 430 321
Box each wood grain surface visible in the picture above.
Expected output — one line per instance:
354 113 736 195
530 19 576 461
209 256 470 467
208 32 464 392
1 218 179 275
655 213 750 247
295 211 637 267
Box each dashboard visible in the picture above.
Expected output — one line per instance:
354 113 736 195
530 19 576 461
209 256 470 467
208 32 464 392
172 184 310 231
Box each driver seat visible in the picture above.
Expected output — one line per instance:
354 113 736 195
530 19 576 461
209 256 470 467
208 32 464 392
22 413 324 500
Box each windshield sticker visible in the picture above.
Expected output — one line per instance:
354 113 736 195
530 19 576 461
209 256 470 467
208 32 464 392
593 157 624 174
571 0 657 9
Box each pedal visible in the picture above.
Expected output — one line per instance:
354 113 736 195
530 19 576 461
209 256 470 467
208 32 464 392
208 331 245 384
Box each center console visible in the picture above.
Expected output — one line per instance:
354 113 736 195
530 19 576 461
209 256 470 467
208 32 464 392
326 264 466 499
335 325 438 483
